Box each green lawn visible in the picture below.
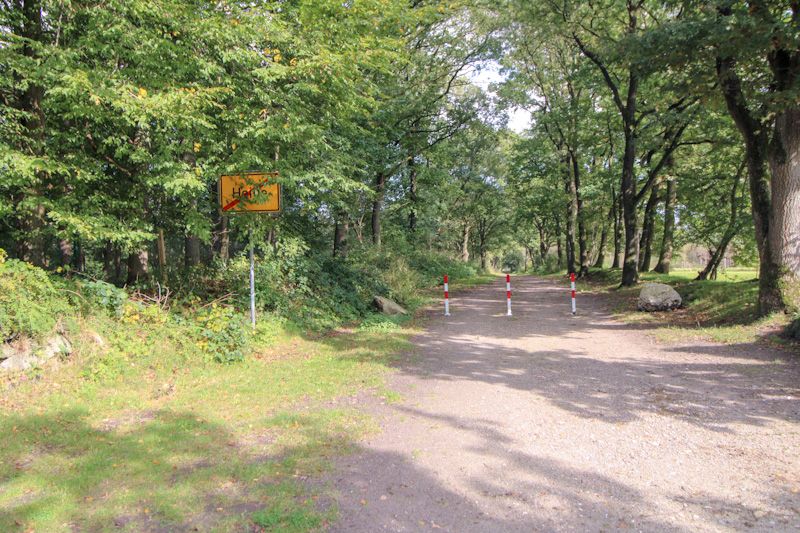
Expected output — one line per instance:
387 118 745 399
0 271 496 532
0 316 415 532
576 267 798 347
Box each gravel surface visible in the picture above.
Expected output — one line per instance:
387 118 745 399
326 276 800 532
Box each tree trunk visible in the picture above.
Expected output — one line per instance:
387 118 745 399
563 156 577 274
104 242 123 285
183 150 201 267
16 0 47 267
126 249 149 285
638 181 660 272
574 13 639 285
408 156 418 233
371 172 386 247
157 228 168 283
556 233 563 268
654 175 676 274
479 219 487 270
612 190 622 268
333 216 349 257
538 226 548 262
696 236 734 281
572 154 589 277
620 125 640 286
718 55 800 314
59 239 74 269
765 108 800 312
593 205 612 268
218 216 230 265
104 242 116 283
114 249 123 285
184 234 200 267
75 240 85 273
461 223 470 262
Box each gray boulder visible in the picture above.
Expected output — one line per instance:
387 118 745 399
0 334 72 372
373 295 407 316
788 316 800 340
638 283 682 312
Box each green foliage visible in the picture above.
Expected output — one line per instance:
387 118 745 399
501 249 525 272
79 280 128 316
532 254 562 275
0 257 72 341
357 314 404 333
173 243 476 332
191 305 250 364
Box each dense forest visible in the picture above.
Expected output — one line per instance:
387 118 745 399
1 0 798 321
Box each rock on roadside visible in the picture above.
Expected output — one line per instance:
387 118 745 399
638 283 682 312
0 334 72 372
788 315 800 340
373 295 407 316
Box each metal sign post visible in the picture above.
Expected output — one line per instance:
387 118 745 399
249 227 256 329
218 171 281 330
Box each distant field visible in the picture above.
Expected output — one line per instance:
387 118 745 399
647 268 758 283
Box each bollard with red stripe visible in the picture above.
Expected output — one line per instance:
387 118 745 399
506 274 512 316
444 274 450 316
570 272 577 315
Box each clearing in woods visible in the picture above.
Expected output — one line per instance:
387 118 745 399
325 275 800 532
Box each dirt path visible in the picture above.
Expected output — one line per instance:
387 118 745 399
325 276 800 532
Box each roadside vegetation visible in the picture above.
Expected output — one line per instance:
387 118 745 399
573 268 798 349
2 0 799 531
0 246 487 531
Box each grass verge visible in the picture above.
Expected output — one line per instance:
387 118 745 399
576 268 798 349
0 272 494 532
0 318 411 532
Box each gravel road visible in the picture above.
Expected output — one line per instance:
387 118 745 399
326 276 800 532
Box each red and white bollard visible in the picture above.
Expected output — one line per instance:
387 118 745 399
570 272 577 315
506 274 512 316
444 274 450 316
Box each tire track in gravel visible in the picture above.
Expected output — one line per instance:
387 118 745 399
325 275 800 532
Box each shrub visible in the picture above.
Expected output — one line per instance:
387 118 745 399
404 249 477 286
501 249 525 272
192 305 250 363
0 254 73 341
533 253 561 274
80 280 128 316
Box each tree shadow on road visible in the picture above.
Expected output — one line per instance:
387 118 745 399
373 277 800 431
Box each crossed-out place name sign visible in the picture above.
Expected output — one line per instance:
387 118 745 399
218 172 281 214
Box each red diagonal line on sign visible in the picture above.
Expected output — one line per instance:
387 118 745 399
222 197 243 211
222 176 274 212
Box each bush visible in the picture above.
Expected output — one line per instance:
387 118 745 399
501 249 525 273
0 254 73 341
191 304 250 363
80 280 128 316
533 253 561 274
